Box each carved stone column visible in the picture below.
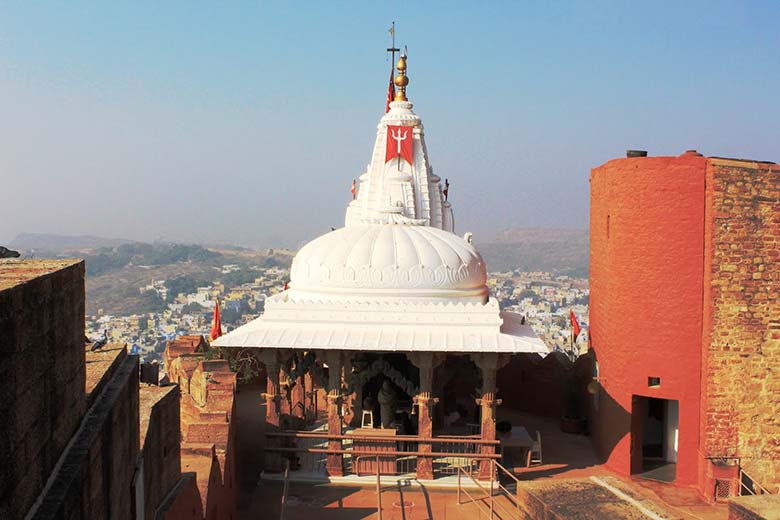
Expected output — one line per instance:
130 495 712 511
324 350 344 477
258 349 283 472
304 371 315 423
291 355 306 421
409 352 444 480
259 350 281 428
472 352 508 480
279 368 292 417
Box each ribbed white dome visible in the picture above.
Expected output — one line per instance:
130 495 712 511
289 224 488 301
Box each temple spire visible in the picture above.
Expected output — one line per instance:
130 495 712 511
345 45 454 232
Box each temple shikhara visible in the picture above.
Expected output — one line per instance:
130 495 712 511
213 52 548 481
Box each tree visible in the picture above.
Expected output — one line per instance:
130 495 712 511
204 346 261 383
182 302 206 314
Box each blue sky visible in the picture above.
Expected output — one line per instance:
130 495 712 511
2 2 779 248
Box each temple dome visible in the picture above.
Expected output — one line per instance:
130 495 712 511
288 224 488 301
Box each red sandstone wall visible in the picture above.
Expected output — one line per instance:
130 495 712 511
159 473 204 519
702 159 780 491
589 154 706 486
167 342 237 519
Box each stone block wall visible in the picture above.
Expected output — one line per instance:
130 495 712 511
30 347 140 519
140 385 182 520
157 473 204 520
165 338 237 519
702 158 780 491
0 259 86 518
729 494 780 520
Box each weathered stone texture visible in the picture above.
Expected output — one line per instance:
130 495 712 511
0 259 86 519
30 347 140 520
140 384 182 520
156 472 204 520
729 494 780 520
165 339 237 519
703 159 780 491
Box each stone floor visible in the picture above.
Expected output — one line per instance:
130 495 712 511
233 383 729 519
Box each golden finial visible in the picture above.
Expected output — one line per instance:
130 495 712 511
394 48 409 102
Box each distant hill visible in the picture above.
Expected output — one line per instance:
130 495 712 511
476 228 589 276
10 232 134 253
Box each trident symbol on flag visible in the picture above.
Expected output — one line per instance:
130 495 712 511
391 127 407 155
385 125 413 167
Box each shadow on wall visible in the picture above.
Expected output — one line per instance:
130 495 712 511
585 349 632 468
497 350 632 472
498 351 598 420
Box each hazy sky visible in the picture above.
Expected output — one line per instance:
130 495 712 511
2 2 779 249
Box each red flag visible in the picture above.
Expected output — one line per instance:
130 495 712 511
385 66 395 113
351 179 357 199
209 300 223 341
385 125 413 165
569 309 581 338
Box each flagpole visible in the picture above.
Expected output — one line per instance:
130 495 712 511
569 310 576 362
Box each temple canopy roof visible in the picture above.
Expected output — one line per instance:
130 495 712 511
213 52 548 356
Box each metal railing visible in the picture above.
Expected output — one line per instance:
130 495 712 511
705 456 779 498
432 435 480 476
279 459 290 520
374 455 383 520
740 468 776 496
265 431 500 478
456 459 522 520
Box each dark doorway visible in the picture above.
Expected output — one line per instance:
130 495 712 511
632 396 678 482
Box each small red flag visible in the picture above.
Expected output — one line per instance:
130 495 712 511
351 179 357 199
569 309 581 338
209 300 223 341
385 125 413 165
385 66 395 113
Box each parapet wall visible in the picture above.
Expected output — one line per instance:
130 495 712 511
165 338 237 519
140 384 182 520
0 259 86 518
30 344 140 519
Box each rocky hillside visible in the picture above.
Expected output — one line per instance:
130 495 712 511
476 228 589 276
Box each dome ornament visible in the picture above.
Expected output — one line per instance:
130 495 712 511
394 47 409 102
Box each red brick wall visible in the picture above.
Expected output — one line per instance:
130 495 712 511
0 260 86 517
702 159 780 491
589 154 706 486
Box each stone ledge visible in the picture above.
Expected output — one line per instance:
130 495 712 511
729 494 780 520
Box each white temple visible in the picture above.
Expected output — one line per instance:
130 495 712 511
213 56 547 357
213 51 548 481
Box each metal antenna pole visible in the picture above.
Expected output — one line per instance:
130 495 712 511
387 21 400 64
